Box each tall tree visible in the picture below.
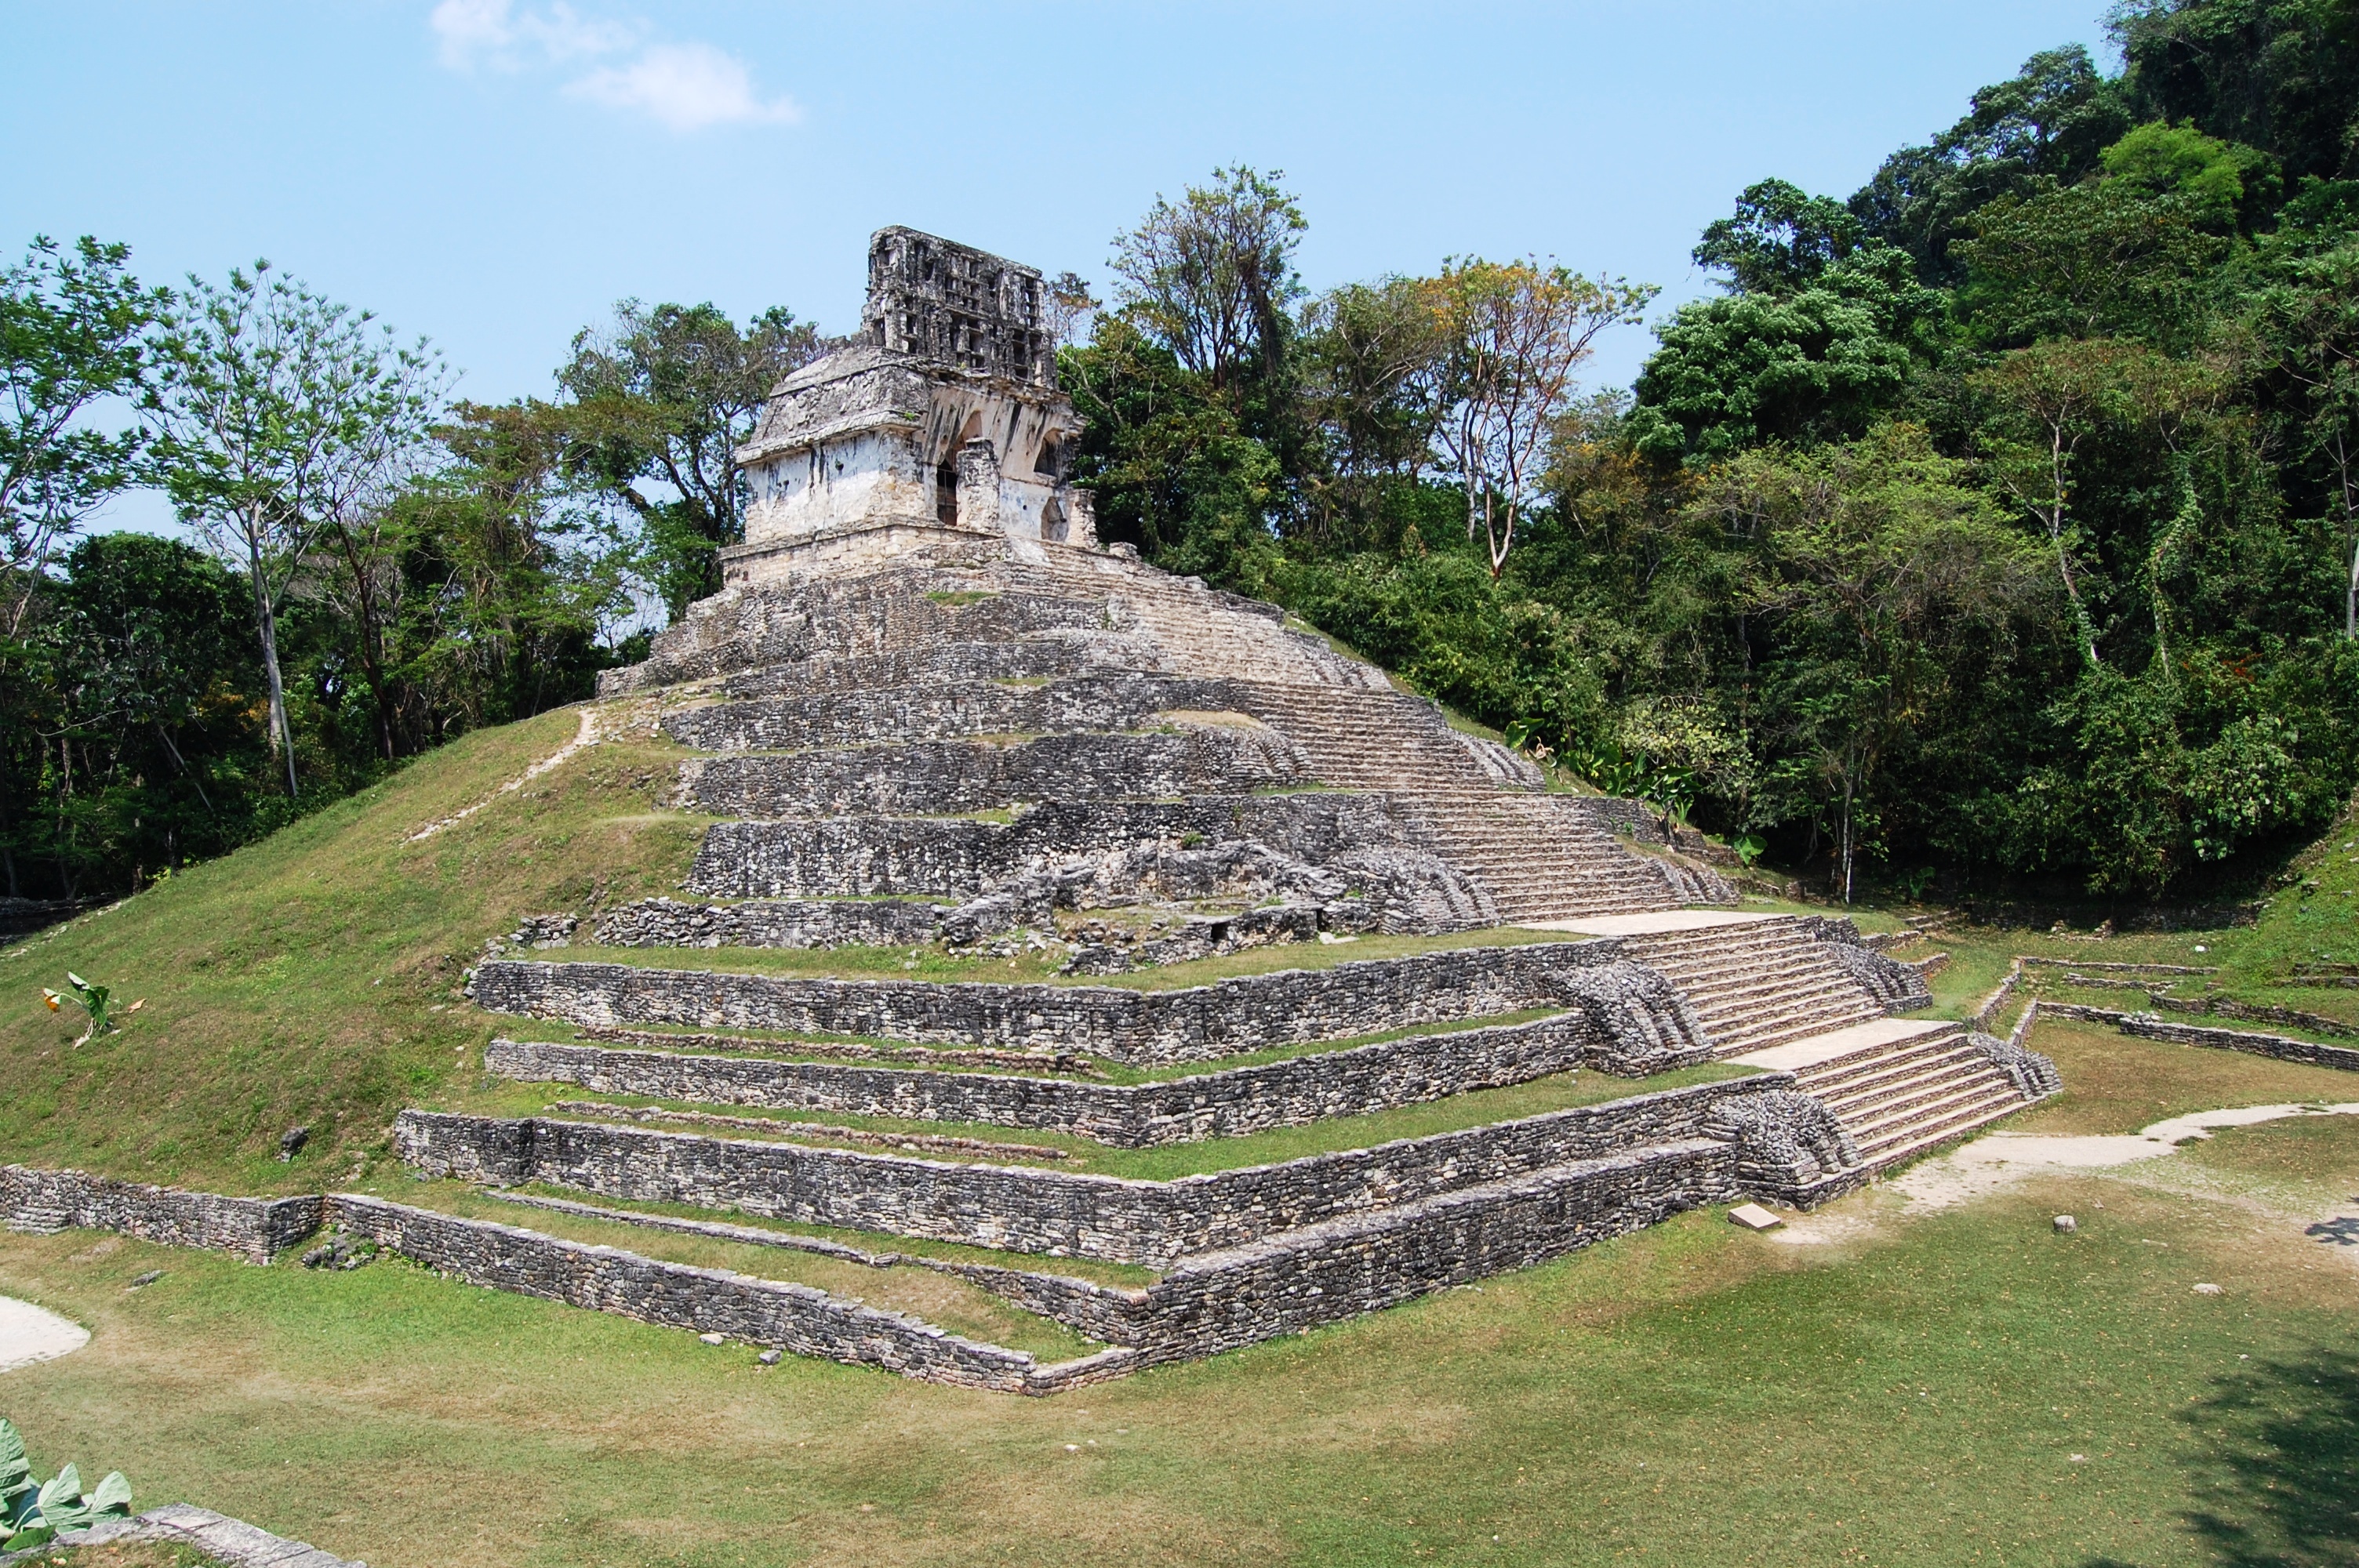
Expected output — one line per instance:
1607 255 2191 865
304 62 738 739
2252 239 2359 637
555 301 823 619
152 262 446 796
1721 425 2048 901
0 237 164 637
1849 46 2132 284
1426 260 1652 575
1108 165 1306 397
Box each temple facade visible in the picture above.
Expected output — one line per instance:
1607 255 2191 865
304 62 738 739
725 227 1097 586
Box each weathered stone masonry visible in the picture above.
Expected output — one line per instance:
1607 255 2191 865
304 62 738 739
677 726 1311 817
467 940 1644 1066
328 1195 1052 1392
391 1074 1792 1268
0 1164 321 1264
487 1011 1599 1145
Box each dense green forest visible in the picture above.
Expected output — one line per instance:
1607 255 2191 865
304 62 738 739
4 0 2355 907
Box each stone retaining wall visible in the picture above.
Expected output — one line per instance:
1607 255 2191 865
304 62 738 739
0 1165 321 1264
668 672 1235 751
678 727 1310 817
1124 1140 1734 1359
468 940 1623 1065
2040 1003 2359 1071
485 1011 1598 1145
327 1195 1044 1391
684 792 1432 899
391 1074 1787 1267
918 1139 1737 1358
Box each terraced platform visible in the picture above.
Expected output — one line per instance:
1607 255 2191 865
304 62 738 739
375 227 2061 1388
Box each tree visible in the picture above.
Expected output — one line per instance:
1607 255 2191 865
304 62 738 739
381 399 634 738
2113 0 2359 190
0 237 165 638
2099 120 2278 230
1293 277 1453 546
1954 175 2230 346
1969 336 2215 666
1693 180 1865 296
1629 243 1943 463
152 262 447 796
2250 240 2359 637
1108 165 1306 397
1425 260 1653 575
1717 426 2048 900
1849 46 2132 285
554 300 823 619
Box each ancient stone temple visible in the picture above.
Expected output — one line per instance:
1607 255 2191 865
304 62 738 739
386 228 2061 1390
727 228 1096 584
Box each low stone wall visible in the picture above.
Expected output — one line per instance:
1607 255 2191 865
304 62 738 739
326 1195 1042 1391
2040 1003 2359 1071
678 727 1311 817
0 1165 321 1264
392 1074 1789 1268
2148 993 2358 1040
1124 1140 1735 1359
485 1011 1598 1146
449 1137 1736 1369
468 939 1624 1065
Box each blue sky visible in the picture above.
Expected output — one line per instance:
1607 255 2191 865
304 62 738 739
6 1 2108 532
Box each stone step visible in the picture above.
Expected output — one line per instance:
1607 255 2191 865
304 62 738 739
1819 1055 2009 1129
1848 1082 2027 1166
1797 1033 1978 1102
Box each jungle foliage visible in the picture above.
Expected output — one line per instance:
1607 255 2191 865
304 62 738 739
1066 0 2359 901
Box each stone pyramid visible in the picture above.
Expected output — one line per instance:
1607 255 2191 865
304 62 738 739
400 229 2058 1390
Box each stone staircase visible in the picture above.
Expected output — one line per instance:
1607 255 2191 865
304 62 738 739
1739 1018 2030 1173
1223 680 1541 793
1618 917 1889 1056
1021 554 1381 688
1402 793 1681 920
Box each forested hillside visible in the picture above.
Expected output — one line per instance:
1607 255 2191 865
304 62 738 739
5 0 2354 908
1070 1 2359 904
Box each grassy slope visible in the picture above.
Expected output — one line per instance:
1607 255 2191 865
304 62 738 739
0 706 701 1192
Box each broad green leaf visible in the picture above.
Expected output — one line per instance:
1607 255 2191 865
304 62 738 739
37 1465 78 1514
88 1472 131 1515
0 1419 29 1497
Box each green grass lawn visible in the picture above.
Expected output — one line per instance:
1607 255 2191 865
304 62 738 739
1 1127 2352 1568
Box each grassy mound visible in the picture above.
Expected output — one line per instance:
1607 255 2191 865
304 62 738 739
0 706 700 1192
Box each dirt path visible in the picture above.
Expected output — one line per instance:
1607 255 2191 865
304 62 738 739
0 1295 89 1372
1768 1101 2359 1248
405 706 601 843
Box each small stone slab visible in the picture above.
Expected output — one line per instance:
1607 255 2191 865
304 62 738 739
1727 1203 1785 1232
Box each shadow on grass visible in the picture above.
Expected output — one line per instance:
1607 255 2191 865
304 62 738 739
2086 1349 2359 1567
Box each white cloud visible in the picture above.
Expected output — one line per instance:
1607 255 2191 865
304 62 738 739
566 41 800 131
431 0 637 70
430 3 797 132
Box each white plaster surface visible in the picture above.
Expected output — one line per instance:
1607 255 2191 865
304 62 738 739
0 1296 89 1372
1734 1018 1962 1073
